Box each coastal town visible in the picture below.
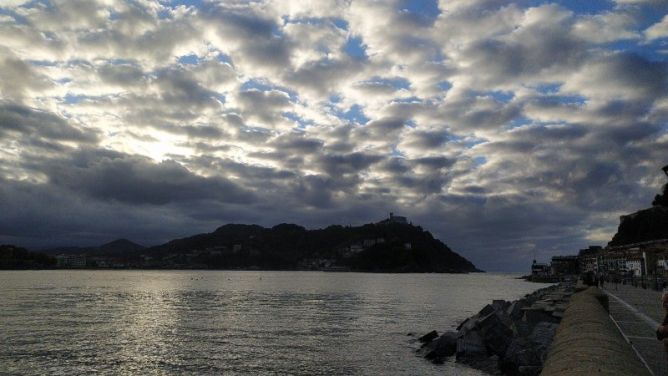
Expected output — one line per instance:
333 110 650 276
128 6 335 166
421 165 668 375
531 239 668 282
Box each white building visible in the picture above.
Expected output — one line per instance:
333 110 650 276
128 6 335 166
56 254 86 268
625 259 643 277
349 244 364 254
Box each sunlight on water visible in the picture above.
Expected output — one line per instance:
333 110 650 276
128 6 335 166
0 271 550 375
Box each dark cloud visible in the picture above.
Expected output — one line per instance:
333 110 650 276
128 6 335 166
40 149 255 205
238 89 292 124
285 58 360 95
316 152 384 177
98 62 146 86
0 102 98 144
202 3 293 67
0 55 52 101
154 68 220 107
0 0 667 271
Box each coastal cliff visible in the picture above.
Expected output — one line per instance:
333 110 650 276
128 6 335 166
609 182 668 246
609 206 668 246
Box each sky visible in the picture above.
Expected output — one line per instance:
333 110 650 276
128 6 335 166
1 0 668 271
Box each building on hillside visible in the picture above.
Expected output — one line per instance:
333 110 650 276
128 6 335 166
56 254 86 268
579 254 599 273
363 239 377 247
378 212 408 225
625 258 644 277
551 255 579 275
578 246 602 273
531 260 550 278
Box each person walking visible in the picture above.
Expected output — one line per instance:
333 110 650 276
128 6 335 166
656 290 668 359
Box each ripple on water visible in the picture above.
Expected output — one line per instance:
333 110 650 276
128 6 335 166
0 270 550 375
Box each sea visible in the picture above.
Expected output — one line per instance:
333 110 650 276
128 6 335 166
0 271 550 375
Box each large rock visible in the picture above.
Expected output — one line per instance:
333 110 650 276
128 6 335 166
478 304 496 317
457 316 479 332
513 320 533 338
418 330 438 344
423 331 458 363
523 307 559 327
457 329 486 357
528 322 558 352
506 301 524 321
499 338 543 375
482 317 514 357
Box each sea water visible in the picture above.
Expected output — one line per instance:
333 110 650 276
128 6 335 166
0 270 550 375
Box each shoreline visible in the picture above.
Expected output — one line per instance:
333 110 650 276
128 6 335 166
415 280 574 375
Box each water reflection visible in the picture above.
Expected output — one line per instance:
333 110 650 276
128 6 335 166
0 271 549 375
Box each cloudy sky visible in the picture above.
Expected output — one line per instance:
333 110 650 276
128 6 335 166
1 0 668 271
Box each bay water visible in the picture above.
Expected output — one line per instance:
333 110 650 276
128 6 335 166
0 271 549 375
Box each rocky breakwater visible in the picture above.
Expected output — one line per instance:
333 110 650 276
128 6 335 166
415 283 575 375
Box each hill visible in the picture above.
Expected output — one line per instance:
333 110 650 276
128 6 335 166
609 181 668 246
44 239 145 256
147 220 481 273
0 244 56 269
609 206 668 246
98 239 145 254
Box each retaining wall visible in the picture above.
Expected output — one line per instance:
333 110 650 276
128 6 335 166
541 286 651 376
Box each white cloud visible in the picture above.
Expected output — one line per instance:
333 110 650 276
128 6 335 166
0 0 666 270
645 14 668 40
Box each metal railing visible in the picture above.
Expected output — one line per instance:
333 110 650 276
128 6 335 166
601 276 668 292
600 279 668 375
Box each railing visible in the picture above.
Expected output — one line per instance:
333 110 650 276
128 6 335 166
601 276 668 292
599 277 668 375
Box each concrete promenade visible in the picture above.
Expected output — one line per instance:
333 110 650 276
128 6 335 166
541 286 651 376
603 283 667 375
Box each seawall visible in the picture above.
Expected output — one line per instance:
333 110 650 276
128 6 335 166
541 286 651 376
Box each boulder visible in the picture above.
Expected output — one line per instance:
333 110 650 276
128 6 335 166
506 301 524 321
513 320 533 338
424 331 458 363
483 319 514 357
499 338 543 375
457 316 478 333
418 330 438 344
523 308 559 327
457 329 486 357
492 299 506 311
518 365 542 376
478 304 496 316
528 322 558 363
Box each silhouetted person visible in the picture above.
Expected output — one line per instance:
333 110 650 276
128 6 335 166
656 291 668 359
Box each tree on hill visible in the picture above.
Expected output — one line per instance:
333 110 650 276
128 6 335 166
0 245 56 269
652 183 668 207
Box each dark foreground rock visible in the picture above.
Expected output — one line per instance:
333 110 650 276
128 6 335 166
415 281 575 375
417 331 458 363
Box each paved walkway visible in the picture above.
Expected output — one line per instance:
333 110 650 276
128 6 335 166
603 283 667 375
